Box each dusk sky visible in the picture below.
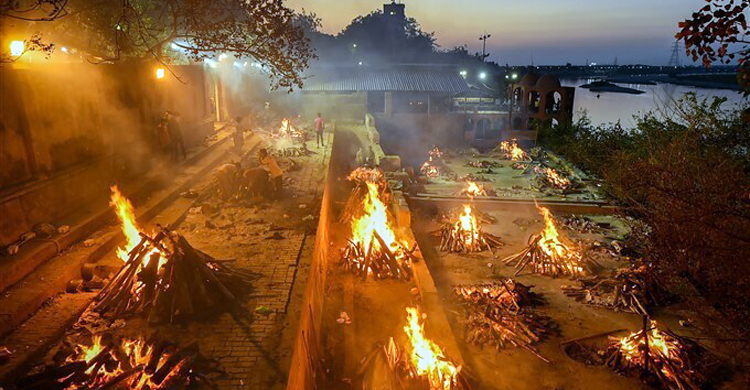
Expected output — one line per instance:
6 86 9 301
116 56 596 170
286 0 703 66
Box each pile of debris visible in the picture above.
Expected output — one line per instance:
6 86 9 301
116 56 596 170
438 205 503 253
466 160 502 169
561 265 672 315
560 215 612 234
453 280 554 360
531 166 580 193
357 307 473 390
603 321 716 390
420 145 451 179
93 226 257 323
17 333 222 390
339 177 415 281
502 206 599 277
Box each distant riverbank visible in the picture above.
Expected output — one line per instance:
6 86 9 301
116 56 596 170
606 74 740 91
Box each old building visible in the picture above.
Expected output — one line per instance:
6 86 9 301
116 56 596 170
508 73 575 132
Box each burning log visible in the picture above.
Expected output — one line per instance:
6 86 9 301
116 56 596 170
561 265 672 315
495 140 529 161
93 226 257 323
438 205 503 253
340 180 415 281
17 334 221 390
452 281 554 360
502 206 599 277
456 180 497 198
420 157 441 178
340 167 388 223
602 321 715 390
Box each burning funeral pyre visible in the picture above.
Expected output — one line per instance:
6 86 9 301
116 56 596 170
535 167 572 190
16 334 221 390
496 140 529 162
340 169 416 281
562 265 672 315
457 180 493 199
603 321 715 390
357 307 472 390
502 205 599 277
340 167 388 223
438 205 503 253
99 187 256 323
420 145 448 179
452 281 554 361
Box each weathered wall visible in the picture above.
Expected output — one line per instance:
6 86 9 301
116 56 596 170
285 131 338 390
0 63 214 247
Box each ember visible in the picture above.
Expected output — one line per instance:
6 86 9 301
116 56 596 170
604 321 713 390
93 226 257 323
17 334 220 390
421 157 440 178
340 181 416 280
438 205 503 253
536 167 572 189
502 205 599 277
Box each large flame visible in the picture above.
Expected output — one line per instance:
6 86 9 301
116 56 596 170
110 186 143 263
536 205 582 273
543 167 571 189
499 140 528 161
462 181 486 199
404 307 459 390
110 186 165 268
351 182 399 252
616 321 682 381
455 205 480 247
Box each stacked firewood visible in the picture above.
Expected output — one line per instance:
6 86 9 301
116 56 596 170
339 234 417 281
562 265 672 315
439 221 504 253
603 321 714 390
93 227 257 323
16 333 222 390
452 281 554 360
502 234 600 277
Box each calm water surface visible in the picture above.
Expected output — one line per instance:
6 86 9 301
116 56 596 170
560 78 748 128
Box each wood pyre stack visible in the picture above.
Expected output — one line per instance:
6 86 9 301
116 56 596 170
561 264 672 315
339 170 416 281
603 321 715 390
16 333 222 390
452 280 555 361
93 226 257 323
438 205 503 253
495 140 529 162
340 167 387 223
502 206 599 277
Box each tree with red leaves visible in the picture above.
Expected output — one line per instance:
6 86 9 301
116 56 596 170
676 0 749 95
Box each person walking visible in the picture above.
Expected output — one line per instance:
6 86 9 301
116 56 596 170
314 113 325 148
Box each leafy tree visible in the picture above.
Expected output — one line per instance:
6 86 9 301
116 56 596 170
338 9 435 64
1 0 315 90
676 0 749 94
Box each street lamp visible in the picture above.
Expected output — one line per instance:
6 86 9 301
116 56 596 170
460 70 467 78
479 72 487 80
155 68 165 79
10 41 24 56
478 33 491 61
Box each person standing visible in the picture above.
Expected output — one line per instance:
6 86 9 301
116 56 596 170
233 116 245 152
156 118 172 157
258 148 283 196
314 113 325 148
166 110 187 161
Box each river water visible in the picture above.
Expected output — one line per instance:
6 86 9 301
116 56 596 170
560 78 748 128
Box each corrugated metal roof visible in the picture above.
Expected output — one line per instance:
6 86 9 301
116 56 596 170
302 67 469 93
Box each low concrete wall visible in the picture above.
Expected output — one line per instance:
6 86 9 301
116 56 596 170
285 131 339 390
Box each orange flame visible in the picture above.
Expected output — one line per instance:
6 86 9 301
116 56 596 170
421 157 440 178
351 182 400 253
404 307 460 390
536 204 582 273
347 167 384 183
455 205 480 247
616 321 682 381
462 181 486 199
543 168 570 189
110 186 143 263
499 140 528 161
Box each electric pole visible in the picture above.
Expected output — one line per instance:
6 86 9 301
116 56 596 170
479 32 491 62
